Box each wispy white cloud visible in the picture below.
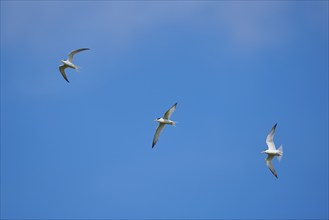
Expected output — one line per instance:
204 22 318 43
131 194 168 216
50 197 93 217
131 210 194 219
2 1 325 52
210 2 290 50
211 1 327 50
1 2 204 49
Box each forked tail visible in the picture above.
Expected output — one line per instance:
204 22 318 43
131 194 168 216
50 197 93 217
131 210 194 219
171 121 178 126
277 145 283 162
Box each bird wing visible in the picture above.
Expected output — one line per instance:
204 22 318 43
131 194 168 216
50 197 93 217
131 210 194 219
163 103 177 119
266 123 277 150
68 48 90 62
266 155 278 178
59 64 70 83
152 123 165 148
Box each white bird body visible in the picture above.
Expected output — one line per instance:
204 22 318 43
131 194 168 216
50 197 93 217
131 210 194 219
262 149 282 157
152 103 177 148
262 123 283 178
59 48 90 83
155 118 175 125
61 60 77 69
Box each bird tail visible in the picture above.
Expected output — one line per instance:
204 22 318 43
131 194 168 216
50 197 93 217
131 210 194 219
277 145 283 162
74 65 81 72
171 121 178 126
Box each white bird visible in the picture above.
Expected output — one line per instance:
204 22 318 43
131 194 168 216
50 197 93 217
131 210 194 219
59 48 90 83
152 103 177 148
261 123 283 178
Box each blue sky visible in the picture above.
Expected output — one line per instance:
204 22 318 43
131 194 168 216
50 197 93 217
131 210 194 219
1 1 328 219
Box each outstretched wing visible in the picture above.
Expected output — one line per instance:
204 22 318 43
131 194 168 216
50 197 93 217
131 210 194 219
266 123 277 150
152 123 165 148
59 64 69 83
68 48 90 62
163 103 177 119
265 155 278 178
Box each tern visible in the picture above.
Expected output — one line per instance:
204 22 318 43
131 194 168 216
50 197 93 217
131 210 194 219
59 48 90 83
152 103 177 148
261 123 283 178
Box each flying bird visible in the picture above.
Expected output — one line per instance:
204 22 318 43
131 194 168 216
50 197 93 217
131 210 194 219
152 103 177 148
59 48 90 83
261 123 283 178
